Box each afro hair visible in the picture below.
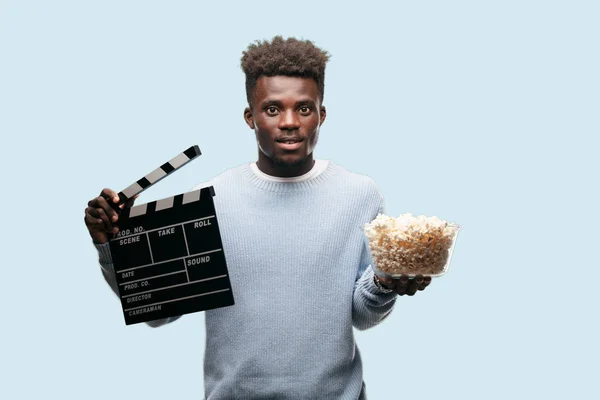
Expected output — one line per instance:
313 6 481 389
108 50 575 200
241 35 330 106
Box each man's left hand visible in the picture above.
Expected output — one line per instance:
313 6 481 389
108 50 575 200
377 274 431 296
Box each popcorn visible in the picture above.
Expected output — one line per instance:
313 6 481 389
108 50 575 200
364 213 460 276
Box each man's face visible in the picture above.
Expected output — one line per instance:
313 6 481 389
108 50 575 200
244 76 326 170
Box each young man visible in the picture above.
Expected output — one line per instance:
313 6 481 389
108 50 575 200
85 36 431 400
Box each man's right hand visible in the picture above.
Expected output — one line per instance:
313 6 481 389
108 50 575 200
84 188 138 244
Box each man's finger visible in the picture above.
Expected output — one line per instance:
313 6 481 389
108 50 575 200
90 207 113 232
395 275 409 296
84 213 102 228
92 196 119 223
84 212 118 233
100 188 120 204
122 194 139 209
405 277 420 296
418 276 432 291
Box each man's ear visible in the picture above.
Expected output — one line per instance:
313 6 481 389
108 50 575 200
244 107 255 129
320 105 327 126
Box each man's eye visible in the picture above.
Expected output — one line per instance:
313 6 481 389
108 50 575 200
266 107 278 114
299 107 310 114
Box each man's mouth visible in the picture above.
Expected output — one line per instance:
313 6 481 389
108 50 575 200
276 138 303 150
276 137 302 143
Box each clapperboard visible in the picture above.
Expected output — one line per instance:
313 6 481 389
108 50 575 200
108 145 235 325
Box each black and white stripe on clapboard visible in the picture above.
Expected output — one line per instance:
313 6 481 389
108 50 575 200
123 187 215 219
115 145 201 206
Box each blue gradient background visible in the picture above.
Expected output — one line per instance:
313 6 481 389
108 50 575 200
1 1 598 399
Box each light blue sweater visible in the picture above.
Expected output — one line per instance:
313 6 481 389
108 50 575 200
95 160 397 400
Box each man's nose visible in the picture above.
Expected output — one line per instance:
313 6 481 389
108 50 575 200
278 110 300 130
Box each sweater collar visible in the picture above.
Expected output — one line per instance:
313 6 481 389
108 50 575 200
242 160 337 192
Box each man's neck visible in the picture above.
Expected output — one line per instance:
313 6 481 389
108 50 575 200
256 155 315 178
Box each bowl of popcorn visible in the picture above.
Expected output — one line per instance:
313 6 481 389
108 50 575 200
363 213 460 278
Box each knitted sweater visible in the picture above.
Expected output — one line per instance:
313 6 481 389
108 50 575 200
95 160 397 400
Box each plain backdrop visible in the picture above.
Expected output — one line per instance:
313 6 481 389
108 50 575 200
1 1 598 399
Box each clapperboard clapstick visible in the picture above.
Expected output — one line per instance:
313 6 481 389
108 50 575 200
111 145 202 211
108 145 234 325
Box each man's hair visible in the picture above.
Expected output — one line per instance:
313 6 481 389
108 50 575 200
241 35 330 107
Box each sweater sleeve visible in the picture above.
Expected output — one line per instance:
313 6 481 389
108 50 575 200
94 243 182 328
351 248 397 331
352 193 397 331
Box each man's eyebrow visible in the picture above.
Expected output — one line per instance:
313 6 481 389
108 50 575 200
260 99 316 107
295 99 316 106
261 99 282 107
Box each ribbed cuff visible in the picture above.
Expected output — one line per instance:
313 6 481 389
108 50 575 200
94 242 113 265
363 265 395 296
